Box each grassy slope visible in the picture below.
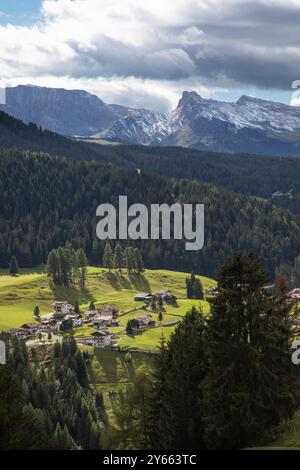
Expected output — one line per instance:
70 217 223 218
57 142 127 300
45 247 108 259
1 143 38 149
0 267 215 349
80 347 154 421
0 266 215 422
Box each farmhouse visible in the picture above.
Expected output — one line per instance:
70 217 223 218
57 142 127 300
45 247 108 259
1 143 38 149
99 305 118 318
52 301 74 318
39 319 59 334
90 330 112 348
64 314 82 328
85 310 98 322
155 290 177 303
93 314 118 329
19 322 40 336
134 293 153 302
136 314 155 329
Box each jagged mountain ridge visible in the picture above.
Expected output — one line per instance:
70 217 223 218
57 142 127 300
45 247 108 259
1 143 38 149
1 85 300 155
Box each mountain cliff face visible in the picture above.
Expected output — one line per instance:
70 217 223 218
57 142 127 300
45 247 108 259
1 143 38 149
2 85 300 155
0 85 129 136
158 91 300 155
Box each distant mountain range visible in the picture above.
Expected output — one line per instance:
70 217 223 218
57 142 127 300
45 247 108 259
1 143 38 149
2 85 300 156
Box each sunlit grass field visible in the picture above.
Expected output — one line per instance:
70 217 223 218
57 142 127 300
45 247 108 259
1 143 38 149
0 266 216 350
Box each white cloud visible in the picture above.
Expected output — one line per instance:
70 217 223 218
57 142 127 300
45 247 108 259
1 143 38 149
0 0 300 110
2 74 213 113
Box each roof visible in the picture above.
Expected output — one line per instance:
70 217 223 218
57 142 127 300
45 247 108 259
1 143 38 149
94 315 112 321
91 331 111 337
135 293 152 299
52 301 71 306
137 314 152 320
20 322 39 329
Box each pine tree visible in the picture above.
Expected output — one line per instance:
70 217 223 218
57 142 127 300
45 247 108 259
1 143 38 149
203 252 300 449
109 371 153 450
193 278 204 299
74 300 80 315
103 242 113 270
58 247 72 285
124 246 134 272
46 249 59 284
113 243 123 271
134 248 144 273
148 307 208 449
33 306 40 319
9 256 19 276
77 248 88 287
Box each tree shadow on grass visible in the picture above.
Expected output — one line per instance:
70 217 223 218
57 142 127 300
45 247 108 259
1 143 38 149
105 271 151 293
128 273 151 293
52 283 96 304
105 271 129 291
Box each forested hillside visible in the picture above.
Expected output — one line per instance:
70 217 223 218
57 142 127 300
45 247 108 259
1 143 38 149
0 335 106 450
2 109 300 214
0 110 129 166
0 150 299 278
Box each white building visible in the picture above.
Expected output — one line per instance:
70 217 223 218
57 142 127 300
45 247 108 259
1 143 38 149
52 301 74 318
90 331 112 348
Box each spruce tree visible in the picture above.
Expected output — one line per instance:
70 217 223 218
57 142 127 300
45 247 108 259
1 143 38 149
113 243 123 271
134 248 144 273
149 307 208 449
77 248 88 286
203 252 300 449
33 306 40 319
46 249 59 284
9 256 19 276
124 246 134 273
103 242 113 270
74 300 80 315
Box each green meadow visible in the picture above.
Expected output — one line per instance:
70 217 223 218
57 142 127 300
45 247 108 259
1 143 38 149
0 266 216 350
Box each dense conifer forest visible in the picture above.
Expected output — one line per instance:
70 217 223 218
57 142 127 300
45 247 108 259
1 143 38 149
104 254 300 450
0 335 106 450
2 109 300 214
0 150 300 277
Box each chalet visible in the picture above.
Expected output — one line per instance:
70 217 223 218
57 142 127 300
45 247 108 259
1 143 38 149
64 314 82 328
134 293 153 302
155 290 177 303
19 322 40 336
41 312 55 321
52 301 74 318
136 314 155 329
39 319 59 333
8 328 18 337
99 305 119 319
90 330 112 348
92 314 119 329
85 310 98 322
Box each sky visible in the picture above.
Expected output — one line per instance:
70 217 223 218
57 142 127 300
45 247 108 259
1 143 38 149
0 0 299 112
